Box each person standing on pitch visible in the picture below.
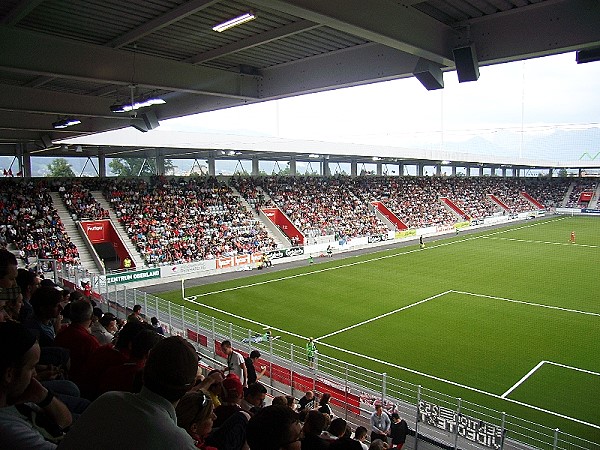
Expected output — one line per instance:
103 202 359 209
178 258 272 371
306 337 318 369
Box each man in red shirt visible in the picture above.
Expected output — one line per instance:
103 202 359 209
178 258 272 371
54 300 100 387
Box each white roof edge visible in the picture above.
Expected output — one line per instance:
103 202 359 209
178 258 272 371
59 129 600 169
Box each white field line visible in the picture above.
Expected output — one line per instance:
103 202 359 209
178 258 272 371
482 236 599 249
183 295 308 340
316 340 600 429
545 361 600 377
317 291 452 340
501 360 546 398
453 290 600 317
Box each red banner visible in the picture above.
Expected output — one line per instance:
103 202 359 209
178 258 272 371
262 208 304 245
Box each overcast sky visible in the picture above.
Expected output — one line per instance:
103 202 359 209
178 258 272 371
161 51 600 160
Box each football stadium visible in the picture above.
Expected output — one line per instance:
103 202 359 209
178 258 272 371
1 2 600 450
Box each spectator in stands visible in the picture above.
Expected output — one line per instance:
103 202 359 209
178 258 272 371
330 435 363 450
389 412 409 449
0 321 72 449
241 381 267 414
54 300 100 387
97 328 162 395
91 312 117 345
0 248 18 289
221 340 247 387
151 316 165 335
203 369 224 408
213 374 244 428
59 336 200 449
298 390 317 412
16 268 40 323
354 426 369 450
301 410 330 449
244 349 266 385
176 391 217 450
25 286 64 347
318 392 334 417
322 417 348 441
246 404 302 450
127 304 144 322
369 439 389 450
82 320 150 399
370 404 390 443
2 285 23 321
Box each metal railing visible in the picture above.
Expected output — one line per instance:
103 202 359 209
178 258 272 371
59 266 599 450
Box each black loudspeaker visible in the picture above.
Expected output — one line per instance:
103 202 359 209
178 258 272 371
142 111 159 130
576 48 600 64
413 58 444 91
130 111 160 132
41 135 53 148
453 44 480 82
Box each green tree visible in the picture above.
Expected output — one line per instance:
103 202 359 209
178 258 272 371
47 158 76 177
108 157 175 176
558 168 569 178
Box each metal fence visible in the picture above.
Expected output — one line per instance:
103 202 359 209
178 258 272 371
58 265 599 450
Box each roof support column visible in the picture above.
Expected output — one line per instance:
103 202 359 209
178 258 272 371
351 160 357 177
208 155 215 176
436 164 442 176
252 157 260 176
417 163 424 176
98 149 106 178
322 160 330 176
398 162 404 176
377 162 382 176
451 166 456 176
19 144 30 178
155 150 165 176
289 158 296 176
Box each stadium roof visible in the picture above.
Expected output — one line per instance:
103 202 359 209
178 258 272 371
58 128 600 169
1 0 599 168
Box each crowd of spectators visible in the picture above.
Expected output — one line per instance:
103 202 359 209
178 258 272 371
253 176 390 239
0 179 80 266
58 181 109 220
0 175 593 272
565 179 598 208
103 176 277 265
0 247 408 450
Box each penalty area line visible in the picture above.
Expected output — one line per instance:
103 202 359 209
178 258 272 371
501 360 546 399
317 291 452 340
317 340 600 429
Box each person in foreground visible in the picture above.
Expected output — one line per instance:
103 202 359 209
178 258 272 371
246 404 302 450
59 336 200 449
0 321 72 449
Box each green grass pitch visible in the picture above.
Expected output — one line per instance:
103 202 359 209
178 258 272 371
160 216 600 442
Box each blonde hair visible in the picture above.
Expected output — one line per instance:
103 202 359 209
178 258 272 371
176 391 213 432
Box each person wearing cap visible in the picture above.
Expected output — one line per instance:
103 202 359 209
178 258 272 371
213 374 244 428
59 336 200 449
0 321 72 449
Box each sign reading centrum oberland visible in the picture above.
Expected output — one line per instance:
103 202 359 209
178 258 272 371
106 268 161 284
